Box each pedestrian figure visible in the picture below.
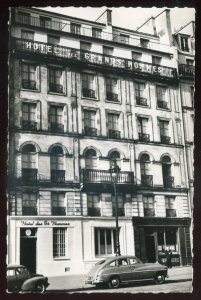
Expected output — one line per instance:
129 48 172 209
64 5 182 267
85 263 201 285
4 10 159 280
165 249 172 268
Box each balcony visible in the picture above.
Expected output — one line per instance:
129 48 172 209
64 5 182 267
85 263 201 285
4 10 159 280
51 170 65 183
22 168 38 183
84 127 97 137
106 92 119 102
82 88 96 98
12 38 177 81
144 208 155 217
179 64 195 77
141 175 153 187
161 135 171 144
157 100 168 109
164 176 174 188
50 123 64 133
22 206 37 216
136 97 148 106
49 83 63 93
139 133 150 142
166 209 177 217
14 12 172 53
22 120 37 131
22 79 36 90
88 207 101 216
52 207 66 216
112 207 125 217
83 169 135 184
109 129 120 139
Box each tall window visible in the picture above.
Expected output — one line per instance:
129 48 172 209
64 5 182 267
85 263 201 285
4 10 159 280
95 228 116 256
49 106 64 132
82 73 96 98
70 23 81 34
137 117 149 142
140 154 153 187
165 196 176 217
84 110 97 136
156 86 168 109
22 192 37 215
180 36 189 52
132 51 142 61
48 35 60 44
87 194 100 216
50 146 65 182
135 82 147 106
40 16 51 29
52 192 66 216
109 151 120 168
21 63 36 90
53 228 66 258
103 46 113 56
152 56 161 65
22 144 37 169
85 149 97 169
108 113 120 139
92 27 102 39
143 195 155 217
112 195 125 216
119 34 129 44
162 156 174 188
106 78 119 102
159 120 170 144
21 30 34 40
22 102 37 130
49 68 63 93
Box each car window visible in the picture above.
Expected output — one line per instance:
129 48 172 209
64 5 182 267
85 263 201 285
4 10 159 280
129 258 138 265
16 267 29 276
118 259 128 266
7 269 15 276
108 260 118 267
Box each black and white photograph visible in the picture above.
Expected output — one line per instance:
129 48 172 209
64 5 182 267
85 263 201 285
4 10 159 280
6 4 195 294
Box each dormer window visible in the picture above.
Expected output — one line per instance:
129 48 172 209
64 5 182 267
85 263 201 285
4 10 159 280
152 56 161 65
180 36 189 52
140 38 149 48
70 23 81 35
92 28 102 39
119 34 129 44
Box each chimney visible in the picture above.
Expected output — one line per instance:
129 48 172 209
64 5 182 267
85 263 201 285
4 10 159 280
106 9 112 26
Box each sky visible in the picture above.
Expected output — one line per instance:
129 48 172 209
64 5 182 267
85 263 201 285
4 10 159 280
38 6 195 33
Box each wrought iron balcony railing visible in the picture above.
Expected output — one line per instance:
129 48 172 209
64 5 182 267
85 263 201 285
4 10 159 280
83 169 135 184
136 97 147 106
157 100 168 109
164 176 174 188
179 64 195 77
14 12 173 53
12 38 177 80
139 133 150 142
166 209 177 217
51 170 65 183
22 168 38 183
106 92 119 102
49 83 63 93
82 88 96 98
52 207 66 216
22 79 36 90
141 174 153 187
109 129 120 139
112 207 125 217
22 120 37 131
88 207 101 216
144 208 155 217
84 127 97 137
22 206 37 216
161 135 171 144
50 122 64 133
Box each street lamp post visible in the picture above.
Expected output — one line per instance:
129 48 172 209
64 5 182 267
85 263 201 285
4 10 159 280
109 159 121 256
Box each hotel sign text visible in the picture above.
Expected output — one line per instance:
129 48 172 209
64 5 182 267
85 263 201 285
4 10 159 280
20 220 70 227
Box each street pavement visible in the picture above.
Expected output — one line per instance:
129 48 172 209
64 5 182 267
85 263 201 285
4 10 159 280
46 266 192 293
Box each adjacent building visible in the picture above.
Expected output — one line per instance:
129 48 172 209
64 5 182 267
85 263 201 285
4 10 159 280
8 7 193 277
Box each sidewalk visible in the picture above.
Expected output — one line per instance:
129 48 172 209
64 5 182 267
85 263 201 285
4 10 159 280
47 266 192 291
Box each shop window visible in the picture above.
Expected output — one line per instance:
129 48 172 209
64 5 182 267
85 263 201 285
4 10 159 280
84 110 97 136
135 82 147 106
143 195 155 217
21 63 37 90
157 228 177 252
70 23 81 35
22 192 37 215
92 27 102 39
95 228 117 256
50 146 65 183
48 35 60 45
156 86 168 109
49 105 64 133
87 194 100 216
137 117 150 142
159 120 170 144
82 73 96 98
21 30 34 40
180 36 189 52
165 196 176 217
53 228 67 258
85 149 97 169
103 46 113 56
106 78 119 102
132 51 142 61
108 113 120 139
22 102 37 130
48 67 63 94
52 192 66 216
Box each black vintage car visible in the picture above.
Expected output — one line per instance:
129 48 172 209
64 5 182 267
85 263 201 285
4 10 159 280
7 265 49 293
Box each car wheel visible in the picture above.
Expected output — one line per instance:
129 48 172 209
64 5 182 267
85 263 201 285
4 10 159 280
154 273 165 284
108 276 120 289
35 282 46 293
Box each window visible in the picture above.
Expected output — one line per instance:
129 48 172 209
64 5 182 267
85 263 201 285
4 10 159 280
95 228 117 256
21 30 34 40
53 228 66 258
22 192 37 215
70 23 81 34
137 117 150 142
49 68 63 93
180 36 189 52
186 59 194 65
143 195 155 217
108 113 120 139
140 38 149 48
135 82 147 106
119 34 129 44
106 78 119 102
156 86 168 109
140 154 153 187
17 11 30 24
82 73 96 98
50 146 65 182
92 27 102 39
22 144 37 169
162 156 174 188
112 195 125 216
165 196 176 217
87 194 100 216
52 192 66 216
21 63 37 90
40 16 51 29
103 46 113 56
152 56 161 65
159 120 170 144
48 35 60 45
85 149 97 169
49 106 64 132
84 110 97 136
157 228 177 252
132 51 142 61
109 151 120 167
80 41 91 51
22 102 37 130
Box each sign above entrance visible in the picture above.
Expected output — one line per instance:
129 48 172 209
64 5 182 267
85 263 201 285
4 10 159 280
20 220 70 227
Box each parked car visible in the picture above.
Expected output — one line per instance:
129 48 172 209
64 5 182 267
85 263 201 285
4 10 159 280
85 256 168 289
7 265 49 293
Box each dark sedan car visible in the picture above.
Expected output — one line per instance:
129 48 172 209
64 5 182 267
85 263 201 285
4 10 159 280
7 265 49 293
85 256 168 289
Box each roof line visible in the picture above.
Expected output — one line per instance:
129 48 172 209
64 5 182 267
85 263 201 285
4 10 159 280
174 20 194 35
136 9 168 32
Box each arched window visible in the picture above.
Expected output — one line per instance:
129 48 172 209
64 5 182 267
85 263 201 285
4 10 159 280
109 150 121 168
21 144 37 182
85 149 97 169
162 156 174 187
50 146 65 182
140 154 153 187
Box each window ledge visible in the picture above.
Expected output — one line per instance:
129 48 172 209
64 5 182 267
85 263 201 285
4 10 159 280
81 96 99 101
105 100 121 104
53 257 71 261
135 104 150 108
48 92 66 96
21 88 40 93
156 107 171 112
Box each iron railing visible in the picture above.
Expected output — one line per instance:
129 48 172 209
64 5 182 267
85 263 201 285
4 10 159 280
52 207 66 216
164 176 174 188
136 97 147 106
157 100 168 109
141 175 153 187
51 170 65 183
88 207 101 216
22 168 38 183
178 64 195 77
84 127 97 137
139 133 150 142
82 88 96 98
112 207 125 217
109 129 121 139
50 123 64 133
22 206 37 215
106 92 119 102
166 209 177 217
161 135 171 144
83 169 135 184
49 83 63 93
144 208 155 217
22 120 37 131
22 79 36 90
